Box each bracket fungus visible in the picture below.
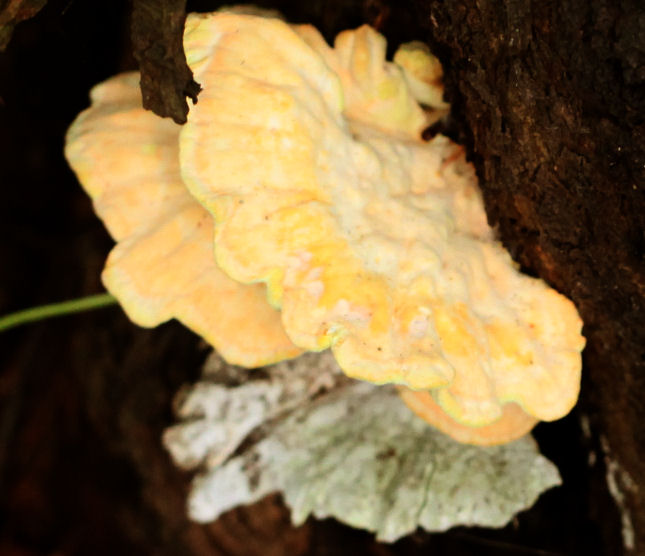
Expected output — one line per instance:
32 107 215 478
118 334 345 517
65 72 301 367
65 11 585 446
180 14 584 432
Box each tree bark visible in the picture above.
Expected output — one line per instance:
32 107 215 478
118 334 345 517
130 0 201 123
413 0 645 552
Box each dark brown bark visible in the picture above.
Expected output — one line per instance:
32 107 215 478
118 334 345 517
130 0 200 123
0 0 47 50
413 0 645 552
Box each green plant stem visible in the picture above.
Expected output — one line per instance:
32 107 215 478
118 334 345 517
0 293 118 333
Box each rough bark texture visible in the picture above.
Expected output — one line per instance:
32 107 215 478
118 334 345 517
0 0 47 50
413 0 645 551
131 0 201 123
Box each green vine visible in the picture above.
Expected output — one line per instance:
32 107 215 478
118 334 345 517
0 293 118 333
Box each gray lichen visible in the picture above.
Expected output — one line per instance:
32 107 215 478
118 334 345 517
164 351 561 542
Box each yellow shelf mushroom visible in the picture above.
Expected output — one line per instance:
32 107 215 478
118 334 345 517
180 13 584 429
65 11 585 445
65 72 302 367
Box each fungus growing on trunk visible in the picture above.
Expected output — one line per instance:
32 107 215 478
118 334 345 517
180 13 584 428
65 11 585 444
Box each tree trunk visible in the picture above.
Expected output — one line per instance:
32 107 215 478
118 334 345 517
413 0 645 552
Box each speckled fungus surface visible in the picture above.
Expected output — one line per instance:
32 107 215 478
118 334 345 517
180 12 585 435
65 72 301 367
